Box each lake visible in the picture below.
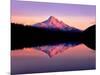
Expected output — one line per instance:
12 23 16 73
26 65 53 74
11 43 96 74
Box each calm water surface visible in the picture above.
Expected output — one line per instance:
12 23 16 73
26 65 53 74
11 43 96 74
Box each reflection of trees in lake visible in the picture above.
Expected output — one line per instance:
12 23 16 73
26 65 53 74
11 23 95 51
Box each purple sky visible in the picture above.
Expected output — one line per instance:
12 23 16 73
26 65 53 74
11 0 96 17
11 0 96 30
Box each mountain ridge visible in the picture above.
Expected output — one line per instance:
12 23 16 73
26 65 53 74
33 16 81 32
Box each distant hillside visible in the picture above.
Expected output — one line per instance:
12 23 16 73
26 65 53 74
83 25 95 41
82 25 96 50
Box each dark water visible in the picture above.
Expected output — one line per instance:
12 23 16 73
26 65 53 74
11 42 96 74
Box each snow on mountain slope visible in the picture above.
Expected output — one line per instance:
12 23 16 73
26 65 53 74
33 16 81 32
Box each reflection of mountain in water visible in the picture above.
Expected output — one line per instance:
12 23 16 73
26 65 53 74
35 42 80 57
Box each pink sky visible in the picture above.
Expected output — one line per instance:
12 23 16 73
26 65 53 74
11 16 95 30
11 0 96 30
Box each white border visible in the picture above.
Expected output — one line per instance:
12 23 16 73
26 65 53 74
0 0 10 75
0 0 98 75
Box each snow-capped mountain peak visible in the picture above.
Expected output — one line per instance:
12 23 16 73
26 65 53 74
42 16 66 28
47 16 58 22
44 16 63 24
33 16 81 32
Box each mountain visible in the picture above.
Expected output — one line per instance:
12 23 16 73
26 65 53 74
33 16 81 32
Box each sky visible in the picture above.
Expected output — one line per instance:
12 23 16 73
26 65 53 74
11 0 96 30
